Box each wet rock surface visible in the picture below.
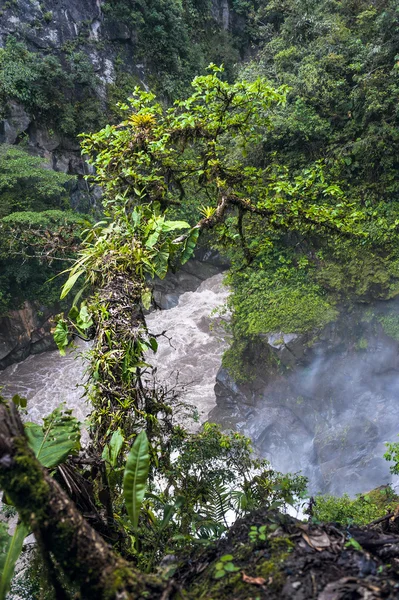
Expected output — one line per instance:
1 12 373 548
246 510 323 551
0 301 56 370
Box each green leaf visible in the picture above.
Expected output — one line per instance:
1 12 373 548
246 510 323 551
223 562 238 572
76 304 93 330
0 522 29 600
221 554 234 562
181 228 199 264
68 305 79 321
159 496 185 531
141 290 152 310
60 269 85 300
53 320 69 356
103 429 124 468
25 405 81 468
123 430 150 530
214 570 226 579
145 229 161 249
162 220 190 232
148 337 158 352
345 538 362 552
0 523 10 589
152 244 170 279
11 395 27 409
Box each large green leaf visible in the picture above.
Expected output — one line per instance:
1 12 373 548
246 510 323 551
53 320 69 356
102 428 124 469
152 243 170 279
123 430 150 530
0 523 10 583
25 405 81 469
162 220 190 232
0 522 29 600
181 228 199 264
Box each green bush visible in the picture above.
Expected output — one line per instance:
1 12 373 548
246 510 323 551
0 38 104 135
312 487 398 526
0 145 71 218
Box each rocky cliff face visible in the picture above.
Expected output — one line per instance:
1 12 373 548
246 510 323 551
0 0 131 177
0 0 236 174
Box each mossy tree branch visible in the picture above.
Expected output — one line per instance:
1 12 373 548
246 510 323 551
0 401 163 600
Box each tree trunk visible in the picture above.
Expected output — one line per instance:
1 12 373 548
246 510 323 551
0 401 163 600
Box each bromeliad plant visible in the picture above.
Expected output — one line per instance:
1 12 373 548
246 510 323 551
54 202 196 446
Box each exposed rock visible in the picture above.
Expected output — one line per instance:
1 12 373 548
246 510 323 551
261 331 308 367
212 0 230 30
104 19 132 41
213 301 399 495
0 101 31 144
0 302 56 370
28 123 61 153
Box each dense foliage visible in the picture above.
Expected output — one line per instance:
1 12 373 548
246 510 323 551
211 0 399 375
0 145 70 217
0 146 89 314
102 0 243 97
312 486 399 526
0 37 104 136
2 1 399 597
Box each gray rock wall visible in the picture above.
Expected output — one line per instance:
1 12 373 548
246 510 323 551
0 301 56 369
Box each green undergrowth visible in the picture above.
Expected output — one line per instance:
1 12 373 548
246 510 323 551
222 234 399 382
0 37 104 136
222 337 279 384
312 486 399 526
376 313 399 342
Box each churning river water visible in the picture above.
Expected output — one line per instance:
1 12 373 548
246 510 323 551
0 273 229 428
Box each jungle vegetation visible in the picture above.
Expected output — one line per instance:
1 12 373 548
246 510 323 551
1 0 399 598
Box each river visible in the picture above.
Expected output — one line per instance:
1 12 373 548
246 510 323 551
0 273 229 428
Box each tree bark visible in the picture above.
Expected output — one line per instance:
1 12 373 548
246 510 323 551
0 401 163 600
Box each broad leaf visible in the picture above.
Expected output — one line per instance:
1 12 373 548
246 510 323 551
0 522 29 600
25 405 81 469
162 220 190 232
181 228 199 264
102 428 124 468
123 430 150 530
11 395 27 409
76 304 93 331
53 320 69 356
141 290 152 310
152 244 169 279
148 337 158 353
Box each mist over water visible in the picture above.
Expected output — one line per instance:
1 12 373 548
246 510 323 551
0 273 398 497
220 316 399 496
